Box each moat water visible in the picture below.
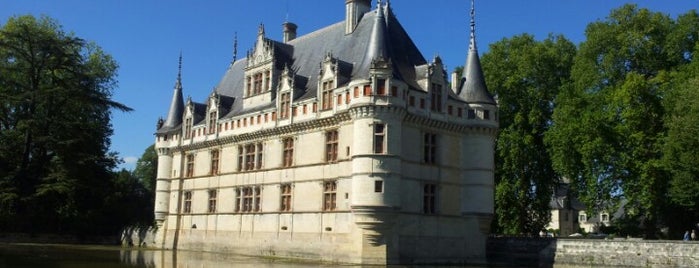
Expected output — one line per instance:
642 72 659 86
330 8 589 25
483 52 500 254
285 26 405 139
0 243 593 267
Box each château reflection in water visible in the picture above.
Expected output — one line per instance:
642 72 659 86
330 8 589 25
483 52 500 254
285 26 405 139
119 248 342 268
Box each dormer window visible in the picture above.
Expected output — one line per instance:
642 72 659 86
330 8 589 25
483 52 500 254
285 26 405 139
321 80 334 110
280 92 291 119
430 83 443 112
208 111 217 134
184 117 193 139
376 78 386 95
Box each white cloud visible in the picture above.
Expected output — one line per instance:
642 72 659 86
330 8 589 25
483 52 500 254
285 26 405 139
123 156 139 165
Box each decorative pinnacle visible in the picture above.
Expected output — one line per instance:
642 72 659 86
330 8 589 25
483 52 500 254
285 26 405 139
470 0 477 51
233 32 238 62
177 51 182 82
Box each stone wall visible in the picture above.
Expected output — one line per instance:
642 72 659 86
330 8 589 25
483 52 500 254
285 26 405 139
488 237 699 267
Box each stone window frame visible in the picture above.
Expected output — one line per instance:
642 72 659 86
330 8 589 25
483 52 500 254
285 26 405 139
210 149 220 175
430 82 443 112
185 154 195 177
321 80 334 110
323 181 337 211
183 191 192 214
325 129 339 162
423 183 437 214
373 123 386 154
280 92 291 119
423 132 437 164
280 184 292 212
207 189 217 213
282 137 294 167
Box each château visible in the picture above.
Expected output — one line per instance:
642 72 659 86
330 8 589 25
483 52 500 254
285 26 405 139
153 0 498 264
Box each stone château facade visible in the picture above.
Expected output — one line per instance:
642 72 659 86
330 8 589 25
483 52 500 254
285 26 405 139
152 0 498 264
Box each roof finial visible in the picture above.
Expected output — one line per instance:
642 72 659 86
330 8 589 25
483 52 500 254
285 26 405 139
177 51 182 82
469 0 477 51
232 32 238 62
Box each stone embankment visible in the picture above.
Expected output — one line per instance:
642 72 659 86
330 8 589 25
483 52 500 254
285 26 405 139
488 237 699 267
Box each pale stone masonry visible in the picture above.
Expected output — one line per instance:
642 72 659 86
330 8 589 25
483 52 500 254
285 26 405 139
152 0 498 264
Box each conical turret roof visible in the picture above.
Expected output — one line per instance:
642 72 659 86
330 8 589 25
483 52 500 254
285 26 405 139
158 54 185 133
458 0 495 105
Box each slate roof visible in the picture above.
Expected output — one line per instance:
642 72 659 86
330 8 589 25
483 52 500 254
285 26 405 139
214 7 427 117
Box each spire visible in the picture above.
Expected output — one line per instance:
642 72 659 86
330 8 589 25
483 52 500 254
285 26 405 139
160 53 185 130
458 0 495 104
233 32 238 62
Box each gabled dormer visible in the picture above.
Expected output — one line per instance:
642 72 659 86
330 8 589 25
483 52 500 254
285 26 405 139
183 97 195 139
277 65 296 120
318 53 339 111
427 56 448 113
206 92 220 135
244 24 277 108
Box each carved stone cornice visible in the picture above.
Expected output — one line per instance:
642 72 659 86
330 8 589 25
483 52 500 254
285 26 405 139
348 104 406 120
172 112 351 153
403 113 498 136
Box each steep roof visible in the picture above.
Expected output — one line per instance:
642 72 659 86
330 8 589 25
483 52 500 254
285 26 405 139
157 55 185 134
215 7 427 116
457 1 496 105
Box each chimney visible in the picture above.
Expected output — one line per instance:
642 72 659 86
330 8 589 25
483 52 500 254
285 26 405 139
345 0 371 34
451 71 460 94
282 22 297 43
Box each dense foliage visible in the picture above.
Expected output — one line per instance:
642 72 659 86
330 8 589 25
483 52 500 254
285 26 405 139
481 34 576 234
545 5 699 238
0 15 153 236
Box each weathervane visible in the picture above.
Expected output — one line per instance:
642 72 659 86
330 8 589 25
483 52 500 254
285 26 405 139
233 32 238 62
469 0 477 51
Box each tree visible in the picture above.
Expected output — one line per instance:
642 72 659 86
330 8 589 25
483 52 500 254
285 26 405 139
546 5 698 238
481 34 576 234
133 144 158 193
0 15 131 234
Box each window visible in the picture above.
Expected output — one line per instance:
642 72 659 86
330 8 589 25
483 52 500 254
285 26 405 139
254 186 261 212
579 214 587 222
256 143 263 169
467 109 476 119
430 83 443 112
376 78 386 95
280 92 290 119
323 181 337 211
353 87 359 98
183 191 192 214
280 184 292 212
484 110 490 120
363 84 372 96
601 213 609 222
423 133 437 164
253 72 263 94
242 187 253 212
184 117 192 139
185 154 194 177
264 70 271 91
208 189 217 213
282 138 294 167
322 80 334 110
210 149 220 175
420 98 425 109
458 108 463 117
246 76 252 96
208 111 217 134
237 146 243 172
325 130 339 162
374 180 383 193
423 184 436 214
235 186 261 213
409 96 415 106
391 86 398 97
245 144 256 170
373 124 386 154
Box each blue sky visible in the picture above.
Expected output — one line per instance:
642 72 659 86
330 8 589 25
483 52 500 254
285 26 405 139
2 1 696 170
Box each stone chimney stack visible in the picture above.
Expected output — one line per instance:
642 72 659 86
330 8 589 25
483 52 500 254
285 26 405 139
282 22 298 43
345 0 371 34
451 71 460 93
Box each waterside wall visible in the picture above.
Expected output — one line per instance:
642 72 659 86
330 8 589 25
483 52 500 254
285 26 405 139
488 237 699 267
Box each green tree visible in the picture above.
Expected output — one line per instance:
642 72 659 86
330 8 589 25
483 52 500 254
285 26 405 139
546 5 698 238
133 144 158 193
0 15 131 234
481 34 576 234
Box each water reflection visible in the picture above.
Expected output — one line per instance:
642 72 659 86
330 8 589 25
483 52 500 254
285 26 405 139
120 248 339 268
